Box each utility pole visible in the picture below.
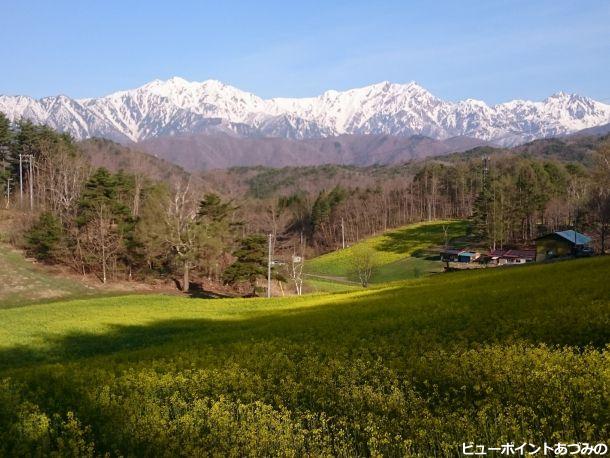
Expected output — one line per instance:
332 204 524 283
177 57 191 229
574 210 579 256
267 233 273 298
28 155 34 211
4 176 10 209
19 154 23 206
341 218 345 249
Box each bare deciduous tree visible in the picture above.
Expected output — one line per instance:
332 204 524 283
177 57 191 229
38 143 91 221
80 203 121 284
350 246 378 288
164 179 200 292
288 251 304 295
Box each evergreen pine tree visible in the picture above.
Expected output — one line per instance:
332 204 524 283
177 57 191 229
25 212 63 261
472 159 492 242
0 113 13 198
77 168 135 282
222 235 267 294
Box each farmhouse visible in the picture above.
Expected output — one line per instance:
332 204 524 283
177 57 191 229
535 230 592 261
488 249 536 265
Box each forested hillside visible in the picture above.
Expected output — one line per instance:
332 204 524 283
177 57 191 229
1 114 608 295
79 138 196 185
206 134 610 254
136 132 490 169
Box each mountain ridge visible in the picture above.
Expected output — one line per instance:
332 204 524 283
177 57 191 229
136 132 491 170
1 77 609 147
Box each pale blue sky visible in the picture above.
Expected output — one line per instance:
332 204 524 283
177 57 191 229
2 0 609 103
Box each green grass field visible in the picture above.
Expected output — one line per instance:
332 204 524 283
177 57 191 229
305 220 469 289
1 256 609 456
304 277 362 293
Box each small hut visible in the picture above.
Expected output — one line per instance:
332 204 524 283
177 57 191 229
440 248 462 263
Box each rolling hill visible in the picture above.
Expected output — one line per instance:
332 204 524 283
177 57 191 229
79 138 196 184
0 256 608 455
305 220 470 290
568 122 610 138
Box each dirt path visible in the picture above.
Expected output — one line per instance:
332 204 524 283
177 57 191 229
303 273 360 284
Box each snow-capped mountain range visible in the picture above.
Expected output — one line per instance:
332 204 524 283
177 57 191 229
1 77 609 146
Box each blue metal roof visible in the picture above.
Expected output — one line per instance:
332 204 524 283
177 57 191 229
555 230 591 245
458 252 477 257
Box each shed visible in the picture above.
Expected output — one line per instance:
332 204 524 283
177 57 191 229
440 248 462 263
535 230 592 261
457 251 480 263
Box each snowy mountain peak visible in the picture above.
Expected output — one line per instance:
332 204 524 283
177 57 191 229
1 78 609 146
461 98 488 106
167 76 189 84
548 91 572 99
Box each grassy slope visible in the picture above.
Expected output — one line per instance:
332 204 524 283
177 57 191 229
305 220 469 284
2 256 608 360
0 258 610 456
0 245 96 308
0 257 609 455
304 277 362 293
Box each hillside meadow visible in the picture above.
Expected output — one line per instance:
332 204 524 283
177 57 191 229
0 244 151 309
0 245 94 308
0 256 609 456
305 220 469 287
